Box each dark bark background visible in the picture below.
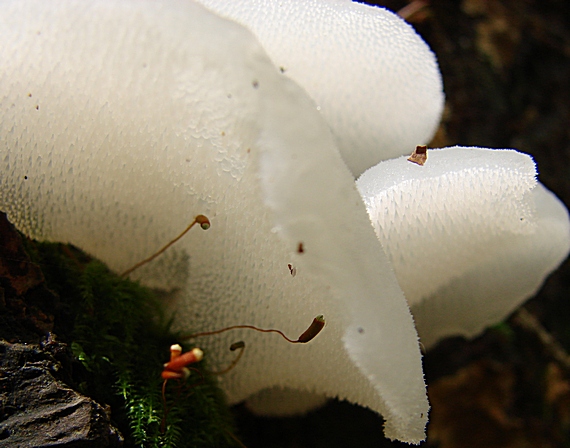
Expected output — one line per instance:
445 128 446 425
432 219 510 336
237 1 570 447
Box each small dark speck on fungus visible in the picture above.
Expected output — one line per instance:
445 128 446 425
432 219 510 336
297 242 304 254
287 263 297 277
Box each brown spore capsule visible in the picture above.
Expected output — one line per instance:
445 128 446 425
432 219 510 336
297 315 325 343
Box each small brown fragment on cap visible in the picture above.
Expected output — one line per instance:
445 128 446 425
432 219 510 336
407 145 428 166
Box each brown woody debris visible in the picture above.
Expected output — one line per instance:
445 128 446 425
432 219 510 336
407 145 428 166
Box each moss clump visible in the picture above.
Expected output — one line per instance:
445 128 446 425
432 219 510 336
23 239 240 447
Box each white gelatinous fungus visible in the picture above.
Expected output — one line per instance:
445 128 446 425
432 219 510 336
196 0 444 177
357 147 570 348
0 0 428 443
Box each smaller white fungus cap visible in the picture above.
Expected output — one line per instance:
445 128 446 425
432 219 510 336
197 0 444 177
357 147 570 348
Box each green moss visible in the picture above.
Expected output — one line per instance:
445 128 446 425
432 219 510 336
23 239 240 447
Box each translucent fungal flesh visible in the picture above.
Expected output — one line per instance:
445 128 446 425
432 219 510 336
0 0 429 442
357 147 570 348
197 0 444 177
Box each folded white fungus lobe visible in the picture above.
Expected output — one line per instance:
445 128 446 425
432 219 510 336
357 147 570 348
0 0 427 443
197 0 444 177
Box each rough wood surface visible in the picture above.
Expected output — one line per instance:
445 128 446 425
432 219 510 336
0 340 122 448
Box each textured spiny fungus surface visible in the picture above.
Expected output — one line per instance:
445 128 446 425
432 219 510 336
357 147 570 348
1 0 569 444
196 0 444 177
0 0 431 442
